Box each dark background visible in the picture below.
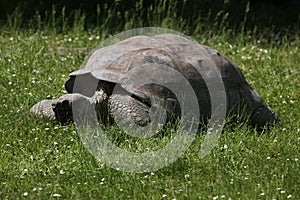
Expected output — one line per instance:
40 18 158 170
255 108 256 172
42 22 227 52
0 0 299 32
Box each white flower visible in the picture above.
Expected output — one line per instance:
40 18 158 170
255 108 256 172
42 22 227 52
23 192 28 196
53 194 61 197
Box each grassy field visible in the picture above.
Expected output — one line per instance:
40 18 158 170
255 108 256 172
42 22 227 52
0 14 299 199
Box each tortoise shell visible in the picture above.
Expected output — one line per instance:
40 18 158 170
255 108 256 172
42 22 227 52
65 34 263 120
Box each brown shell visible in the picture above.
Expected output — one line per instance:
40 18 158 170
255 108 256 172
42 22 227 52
66 34 261 118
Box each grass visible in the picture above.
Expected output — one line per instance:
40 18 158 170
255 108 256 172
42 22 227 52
0 11 299 200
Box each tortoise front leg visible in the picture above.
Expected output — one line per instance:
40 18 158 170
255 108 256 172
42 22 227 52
108 94 150 127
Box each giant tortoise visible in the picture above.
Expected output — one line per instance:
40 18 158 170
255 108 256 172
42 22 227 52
31 34 281 129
